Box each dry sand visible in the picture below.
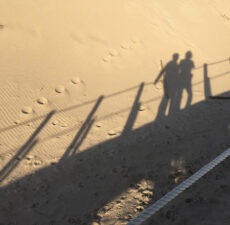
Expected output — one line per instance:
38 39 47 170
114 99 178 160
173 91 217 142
0 0 230 224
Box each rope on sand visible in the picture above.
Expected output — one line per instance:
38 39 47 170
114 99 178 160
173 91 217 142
127 148 230 225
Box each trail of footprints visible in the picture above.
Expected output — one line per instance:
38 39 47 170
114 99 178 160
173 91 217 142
19 76 81 118
102 37 140 63
17 35 145 145
19 90 146 139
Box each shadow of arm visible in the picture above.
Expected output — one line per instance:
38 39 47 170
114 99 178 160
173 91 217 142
154 69 165 85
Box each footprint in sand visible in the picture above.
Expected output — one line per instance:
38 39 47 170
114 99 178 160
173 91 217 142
109 49 119 57
103 49 120 62
131 37 140 44
71 77 81 85
27 122 33 127
138 103 146 111
52 120 59 126
108 128 121 136
108 130 117 136
37 97 48 105
21 106 33 114
120 42 130 50
55 85 65 94
95 122 103 128
14 119 21 124
102 55 111 63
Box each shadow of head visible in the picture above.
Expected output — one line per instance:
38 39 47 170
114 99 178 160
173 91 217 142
185 51 193 60
172 53 179 62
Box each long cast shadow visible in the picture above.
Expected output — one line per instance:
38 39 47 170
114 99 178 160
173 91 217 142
60 96 104 160
204 63 212 100
0 110 55 183
122 82 144 135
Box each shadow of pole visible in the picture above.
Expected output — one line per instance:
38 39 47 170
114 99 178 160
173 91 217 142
60 96 104 160
121 82 145 135
0 110 55 183
203 63 212 100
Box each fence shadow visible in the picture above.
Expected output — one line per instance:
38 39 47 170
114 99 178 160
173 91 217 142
0 89 229 224
0 110 55 183
60 96 104 161
0 55 229 225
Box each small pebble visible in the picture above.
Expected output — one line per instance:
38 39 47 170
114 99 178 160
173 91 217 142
55 85 65 93
37 97 48 105
174 177 180 183
71 77 81 84
142 190 153 197
34 160 42 166
125 214 133 220
136 206 144 211
26 155 34 160
22 106 33 114
116 203 123 209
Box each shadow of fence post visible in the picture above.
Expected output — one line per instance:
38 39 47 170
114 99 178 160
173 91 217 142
203 63 212 100
121 82 145 135
60 95 104 160
0 110 55 183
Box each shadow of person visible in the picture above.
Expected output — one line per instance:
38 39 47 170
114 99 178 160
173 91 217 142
154 53 181 119
179 51 195 108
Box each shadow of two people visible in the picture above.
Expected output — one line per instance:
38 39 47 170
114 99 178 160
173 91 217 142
154 51 195 118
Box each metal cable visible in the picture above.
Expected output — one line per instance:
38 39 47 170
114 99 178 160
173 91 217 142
127 148 230 225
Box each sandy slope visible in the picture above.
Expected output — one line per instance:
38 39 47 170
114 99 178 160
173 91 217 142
0 0 230 224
